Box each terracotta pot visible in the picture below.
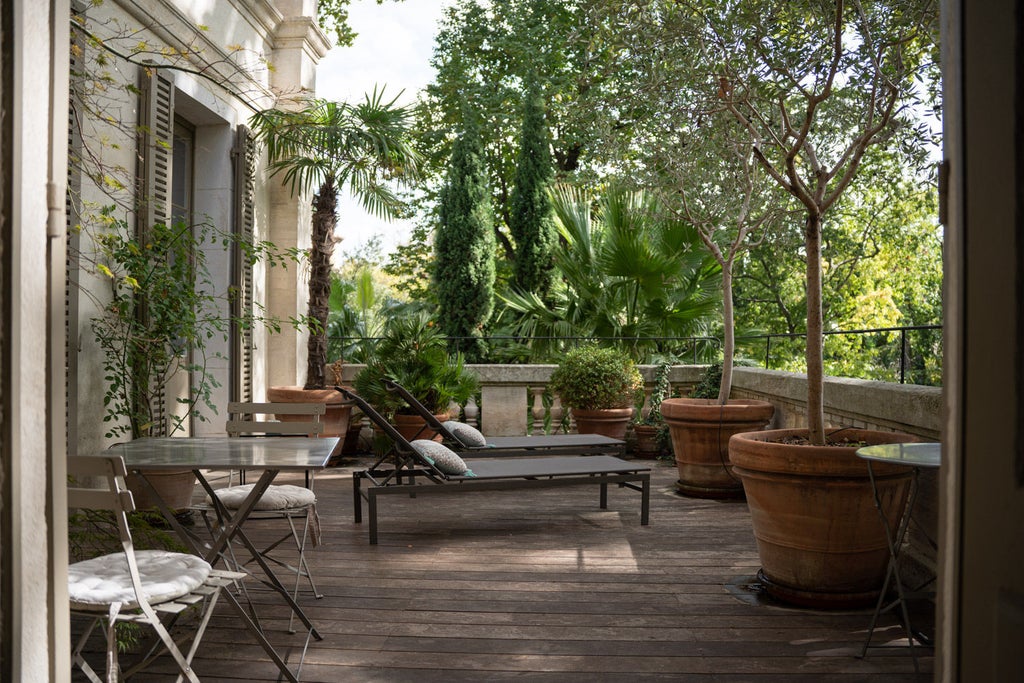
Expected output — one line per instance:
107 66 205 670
266 385 353 438
631 423 662 458
660 398 775 498
729 428 918 609
571 407 633 440
392 413 448 442
126 469 197 511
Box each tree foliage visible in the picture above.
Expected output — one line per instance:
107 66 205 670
435 113 497 360
500 184 721 361
509 75 557 298
416 0 612 260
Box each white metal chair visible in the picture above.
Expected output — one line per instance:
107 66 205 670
201 402 326 632
67 454 244 683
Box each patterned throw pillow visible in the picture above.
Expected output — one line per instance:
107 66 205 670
445 420 488 447
410 439 475 476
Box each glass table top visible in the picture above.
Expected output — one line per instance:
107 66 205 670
106 436 340 470
856 442 941 468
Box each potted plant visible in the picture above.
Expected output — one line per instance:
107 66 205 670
661 361 774 497
703 3 931 606
549 344 644 440
353 312 478 441
88 215 253 508
632 360 671 458
250 90 421 436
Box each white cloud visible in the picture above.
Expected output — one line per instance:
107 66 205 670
316 0 455 261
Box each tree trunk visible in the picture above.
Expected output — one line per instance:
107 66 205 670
805 214 825 445
718 265 735 405
305 179 337 390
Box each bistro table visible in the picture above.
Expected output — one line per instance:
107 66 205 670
856 441 941 674
106 436 339 683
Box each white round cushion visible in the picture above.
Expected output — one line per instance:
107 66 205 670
445 421 488 447
210 483 315 510
410 439 473 476
68 549 211 610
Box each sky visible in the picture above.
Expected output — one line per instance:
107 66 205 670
316 0 455 260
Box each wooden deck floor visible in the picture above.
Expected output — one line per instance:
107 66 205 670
75 457 934 682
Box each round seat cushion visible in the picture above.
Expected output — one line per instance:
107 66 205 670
68 549 211 610
209 483 315 510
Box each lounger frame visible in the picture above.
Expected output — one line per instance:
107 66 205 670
338 387 651 544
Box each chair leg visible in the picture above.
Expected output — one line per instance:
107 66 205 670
287 508 323 634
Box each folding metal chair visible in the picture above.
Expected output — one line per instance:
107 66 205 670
199 402 326 632
67 454 244 683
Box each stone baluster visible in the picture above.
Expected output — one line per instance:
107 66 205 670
530 386 546 435
550 396 567 434
464 395 480 429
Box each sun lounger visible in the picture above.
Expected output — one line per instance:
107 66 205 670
383 379 626 456
337 386 651 544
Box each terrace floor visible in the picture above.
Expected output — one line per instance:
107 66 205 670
73 457 934 682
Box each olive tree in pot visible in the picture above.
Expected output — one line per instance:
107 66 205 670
704 1 936 606
549 344 643 440
250 90 421 437
652 109 778 497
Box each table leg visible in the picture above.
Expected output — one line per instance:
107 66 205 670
132 468 322 682
859 462 924 674
193 471 323 641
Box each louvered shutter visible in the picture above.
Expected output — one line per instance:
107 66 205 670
137 69 174 435
66 13 85 452
231 125 256 403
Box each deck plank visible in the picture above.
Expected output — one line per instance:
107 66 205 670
71 457 934 681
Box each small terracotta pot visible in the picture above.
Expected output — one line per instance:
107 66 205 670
572 407 634 440
126 469 197 511
661 398 774 498
266 385 353 438
729 428 918 608
631 424 662 458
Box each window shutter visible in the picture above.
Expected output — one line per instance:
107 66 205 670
137 69 174 233
66 15 85 453
231 125 256 403
137 69 174 435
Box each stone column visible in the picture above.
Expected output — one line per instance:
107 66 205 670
263 2 330 390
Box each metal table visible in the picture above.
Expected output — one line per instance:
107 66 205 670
107 436 339 682
856 441 941 673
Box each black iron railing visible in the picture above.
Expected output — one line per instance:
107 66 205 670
329 324 943 386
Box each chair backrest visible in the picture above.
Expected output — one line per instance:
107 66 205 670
67 454 136 516
226 401 325 437
335 386 449 480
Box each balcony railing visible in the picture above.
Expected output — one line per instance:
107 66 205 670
331 323 943 387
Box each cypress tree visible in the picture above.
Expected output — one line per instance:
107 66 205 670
509 75 556 298
435 112 496 360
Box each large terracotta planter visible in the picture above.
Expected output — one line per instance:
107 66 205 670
729 428 917 608
393 413 448 442
572 407 633 440
661 398 775 498
266 386 352 438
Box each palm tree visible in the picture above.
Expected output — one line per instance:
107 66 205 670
250 89 421 388
500 183 721 361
